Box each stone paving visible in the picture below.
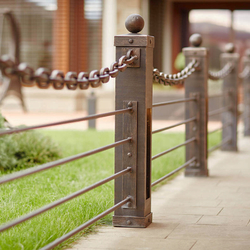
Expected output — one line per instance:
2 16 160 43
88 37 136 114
70 133 250 250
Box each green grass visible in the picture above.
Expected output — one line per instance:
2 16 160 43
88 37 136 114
0 130 220 250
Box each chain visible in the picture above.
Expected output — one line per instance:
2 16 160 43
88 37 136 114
153 59 199 86
208 62 234 80
0 50 138 90
239 66 250 80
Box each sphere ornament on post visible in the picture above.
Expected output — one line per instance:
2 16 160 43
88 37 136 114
125 14 144 34
225 43 235 53
189 33 202 47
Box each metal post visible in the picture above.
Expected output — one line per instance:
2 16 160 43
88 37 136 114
242 49 250 136
221 43 239 151
113 14 154 228
183 34 209 177
88 92 96 129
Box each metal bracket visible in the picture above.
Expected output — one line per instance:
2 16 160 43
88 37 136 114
122 101 138 209
190 92 201 166
121 48 140 68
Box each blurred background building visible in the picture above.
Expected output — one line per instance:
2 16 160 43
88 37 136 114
0 0 249 113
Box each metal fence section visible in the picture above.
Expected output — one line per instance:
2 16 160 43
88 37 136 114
206 43 239 153
0 100 136 249
151 96 198 185
207 92 232 153
0 13 249 249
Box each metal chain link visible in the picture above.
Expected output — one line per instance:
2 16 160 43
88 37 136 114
0 50 138 90
208 62 234 80
239 65 250 80
153 59 199 86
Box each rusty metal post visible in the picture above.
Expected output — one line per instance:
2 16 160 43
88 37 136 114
113 14 154 228
88 92 96 129
221 43 239 151
183 34 209 177
242 49 250 136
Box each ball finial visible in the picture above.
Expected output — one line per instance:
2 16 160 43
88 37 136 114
225 43 235 53
125 14 144 33
189 34 202 47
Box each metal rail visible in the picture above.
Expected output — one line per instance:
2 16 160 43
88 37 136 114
0 167 131 233
40 197 131 250
208 106 231 117
152 137 196 161
0 108 132 136
208 122 231 134
153 97 196 108
152 117 196 134
151 157 196 187
208 136 231 153
0 138 131 185
208 126 223 134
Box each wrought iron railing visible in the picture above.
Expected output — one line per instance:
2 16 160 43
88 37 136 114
0 13 250 249
0 103 136 249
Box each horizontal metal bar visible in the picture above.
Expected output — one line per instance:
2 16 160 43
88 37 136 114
0 108 132 136
0 138 131 185
208 106 231 117
152 137 196 161
208 122 231 134
208 136 231 153
152 117 196 134
40 197 130 250
151 157 196 187
152 97 197 108
0 167 131 233
208 94 224 99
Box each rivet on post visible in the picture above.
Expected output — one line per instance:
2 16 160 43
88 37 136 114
128 101 133 107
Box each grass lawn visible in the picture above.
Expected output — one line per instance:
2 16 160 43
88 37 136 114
0 129 220 249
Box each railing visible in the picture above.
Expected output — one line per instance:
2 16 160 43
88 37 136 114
151 97 198 186
0 13 250 249
207 90 232 153
0 105 135 249
0 15 140 247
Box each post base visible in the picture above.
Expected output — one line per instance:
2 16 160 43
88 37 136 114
185 168 209 177
113 212 152 228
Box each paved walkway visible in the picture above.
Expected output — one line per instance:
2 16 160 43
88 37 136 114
71 133 250 250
